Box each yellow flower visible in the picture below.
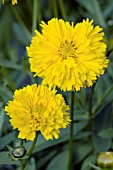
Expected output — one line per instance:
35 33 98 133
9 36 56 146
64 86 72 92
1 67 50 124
2 0 17 5
27 18 109 91
12 0 17 5
5 84 70 141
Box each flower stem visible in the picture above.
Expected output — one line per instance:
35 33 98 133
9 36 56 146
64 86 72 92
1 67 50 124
32 0 41 34
52 0 59 18
68 91 74 170
32 0 38 33
27 0 32 15
89 84 96 118
20 160 24 170
57 0 67 20
23 133 38 169
88 84 96 142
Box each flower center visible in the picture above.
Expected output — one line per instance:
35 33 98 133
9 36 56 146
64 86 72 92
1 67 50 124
31 104 46 125
33 104 46 114
59 41 77 59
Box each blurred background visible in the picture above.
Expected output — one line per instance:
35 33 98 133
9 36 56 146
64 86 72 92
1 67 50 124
1 0 113 169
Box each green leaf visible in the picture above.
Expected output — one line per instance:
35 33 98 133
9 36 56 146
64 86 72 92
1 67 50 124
0 152 20 165
90 0 107 29
92 105 112 152
75 131 91 140
13 23 30 45
0 102 3 110
26 158 36 170
74 112 89 121
0 86 13 99
103 0 113 18
89 163 101 170
76 0 107 29
75 89 87 111
0 6 11 47
98 128 113 139
46 150 68 170
95 78 104 102
0 86 13 103
0 131 16 150
0 109 5 131
81 153 97 170
107 66 113 80
92 84 113 115
38 150 57 169
74 142 93 165
75 0 94 15
0 59 23 70
14 72 27 87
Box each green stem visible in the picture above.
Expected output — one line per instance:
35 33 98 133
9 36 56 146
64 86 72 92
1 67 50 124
20 160 24 170
57 0 67 20
37 0 42 25
89 84 96 118
32 0 42 33
23 133 38 169
11 6 31 40
52 0 59 18
27 0 32 15
88 84 96 143
32 0 38 34
68 91 74 170
48 0 53 14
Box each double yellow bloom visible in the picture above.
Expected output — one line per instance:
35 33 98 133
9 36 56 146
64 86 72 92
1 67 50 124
5 84 70 141
27 18 108 91
5 18 109 141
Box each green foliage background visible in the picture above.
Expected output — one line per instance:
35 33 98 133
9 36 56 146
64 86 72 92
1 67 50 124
0 0 113 169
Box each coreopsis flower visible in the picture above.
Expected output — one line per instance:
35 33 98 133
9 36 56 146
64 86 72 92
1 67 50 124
5 84 70 141
2 0 17 5
27 18 109 91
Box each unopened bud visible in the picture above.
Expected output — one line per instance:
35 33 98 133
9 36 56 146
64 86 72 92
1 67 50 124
12 146 26 158
97 152 113 169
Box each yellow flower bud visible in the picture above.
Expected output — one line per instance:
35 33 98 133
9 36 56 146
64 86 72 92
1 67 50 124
97 152 113 169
